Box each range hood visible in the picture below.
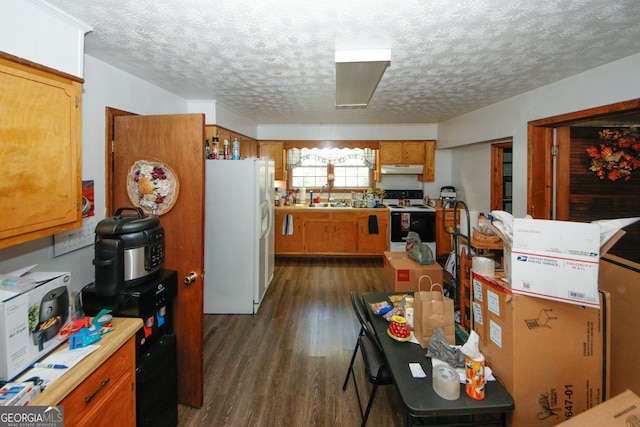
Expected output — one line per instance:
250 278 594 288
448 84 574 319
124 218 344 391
380 164 424 175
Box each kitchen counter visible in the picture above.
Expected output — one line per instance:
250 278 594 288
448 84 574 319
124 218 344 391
275 206 389 256
276 204 388 211
29 317 142 406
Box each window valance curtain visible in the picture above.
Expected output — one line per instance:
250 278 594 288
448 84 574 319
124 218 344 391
286 147 377 169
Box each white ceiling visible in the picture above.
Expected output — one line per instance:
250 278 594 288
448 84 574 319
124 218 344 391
46 0 640 125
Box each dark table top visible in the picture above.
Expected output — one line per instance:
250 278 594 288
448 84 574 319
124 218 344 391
362 292 514 420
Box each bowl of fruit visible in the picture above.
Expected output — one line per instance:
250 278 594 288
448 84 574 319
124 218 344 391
387 315 412 341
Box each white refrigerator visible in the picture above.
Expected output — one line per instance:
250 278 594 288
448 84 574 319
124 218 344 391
204 159 275 314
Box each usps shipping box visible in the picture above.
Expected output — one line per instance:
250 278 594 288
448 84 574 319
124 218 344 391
471 272 610 427
510 218 600 308
382 252 443 292
0 273 71 381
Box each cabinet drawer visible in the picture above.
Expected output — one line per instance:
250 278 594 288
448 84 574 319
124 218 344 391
65 371 135 427
60 340 135 421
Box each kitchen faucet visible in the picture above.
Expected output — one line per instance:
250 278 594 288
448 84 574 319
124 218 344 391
320 183 331 203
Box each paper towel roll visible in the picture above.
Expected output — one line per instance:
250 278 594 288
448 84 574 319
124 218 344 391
432 365 460 400
472 256 495 276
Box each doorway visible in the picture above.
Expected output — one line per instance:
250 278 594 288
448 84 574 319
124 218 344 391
491 141 513 213
528 97 640 263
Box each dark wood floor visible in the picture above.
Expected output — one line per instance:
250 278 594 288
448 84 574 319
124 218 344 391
177 256 407 427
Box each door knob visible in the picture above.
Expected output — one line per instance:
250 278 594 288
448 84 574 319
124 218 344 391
184 271 198 285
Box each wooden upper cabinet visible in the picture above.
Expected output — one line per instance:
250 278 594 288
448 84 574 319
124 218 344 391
205 125 258 159
379 141 425 165
259 140 286 180
420 140 436 182
0 53 83 249
379 141 403 163
378 140 436 182
238 134 258 159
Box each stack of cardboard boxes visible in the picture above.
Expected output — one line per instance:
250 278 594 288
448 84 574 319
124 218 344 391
470 219 612 426
381 218 638 426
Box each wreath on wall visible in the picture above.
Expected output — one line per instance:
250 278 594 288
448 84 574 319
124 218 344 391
586 127 640 181
127 158 179 215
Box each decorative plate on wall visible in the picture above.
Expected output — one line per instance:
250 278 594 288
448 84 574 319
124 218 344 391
127 158 180 215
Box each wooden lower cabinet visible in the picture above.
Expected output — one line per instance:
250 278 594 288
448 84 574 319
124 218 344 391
275 210 305 253
275 209 388 256
435 208 457 257
60 338 136 427
303 212 357 254
357 211 388 255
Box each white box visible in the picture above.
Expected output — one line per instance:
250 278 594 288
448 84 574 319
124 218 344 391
0 272 71 381
0 381 40 406
510 219 600 308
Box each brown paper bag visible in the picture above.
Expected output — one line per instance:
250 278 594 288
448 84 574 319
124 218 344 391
413 275 455 348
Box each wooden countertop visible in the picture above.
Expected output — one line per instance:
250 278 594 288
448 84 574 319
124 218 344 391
29 317 142 406
276 205 388 211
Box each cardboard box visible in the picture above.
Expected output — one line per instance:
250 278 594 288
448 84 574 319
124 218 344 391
0 272 71 381
598 253 640 397
382 252 443 292
556 389 640 426
510 218 601 308
471 272 610 427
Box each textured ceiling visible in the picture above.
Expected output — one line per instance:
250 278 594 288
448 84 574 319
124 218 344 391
46 0 640 125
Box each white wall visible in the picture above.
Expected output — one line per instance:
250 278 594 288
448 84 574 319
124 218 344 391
449 144 492 214
187 100 259 138
0 55 189 291
258 123 437 141
438 52 640 218
1 0 91 77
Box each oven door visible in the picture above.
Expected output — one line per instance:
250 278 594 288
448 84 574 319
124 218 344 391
390 211 436 244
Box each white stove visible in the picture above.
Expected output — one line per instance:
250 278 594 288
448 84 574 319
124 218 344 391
385 201 436 212
383 190 437 254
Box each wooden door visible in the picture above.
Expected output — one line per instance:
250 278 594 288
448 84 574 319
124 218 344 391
112 114 205 408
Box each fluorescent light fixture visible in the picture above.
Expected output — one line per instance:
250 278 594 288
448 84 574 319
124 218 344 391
335 49 391 108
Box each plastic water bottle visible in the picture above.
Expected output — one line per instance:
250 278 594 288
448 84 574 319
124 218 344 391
232 138 240 160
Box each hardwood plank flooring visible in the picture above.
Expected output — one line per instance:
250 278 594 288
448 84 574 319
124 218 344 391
178 257 407 427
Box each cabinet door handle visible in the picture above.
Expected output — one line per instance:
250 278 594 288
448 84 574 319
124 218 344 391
85 377 110 403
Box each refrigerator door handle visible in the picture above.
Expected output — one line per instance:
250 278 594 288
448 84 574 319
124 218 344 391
260 201 269 239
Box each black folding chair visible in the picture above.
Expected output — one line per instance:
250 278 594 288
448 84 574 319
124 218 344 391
343 291 393 427
342 291 368 391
